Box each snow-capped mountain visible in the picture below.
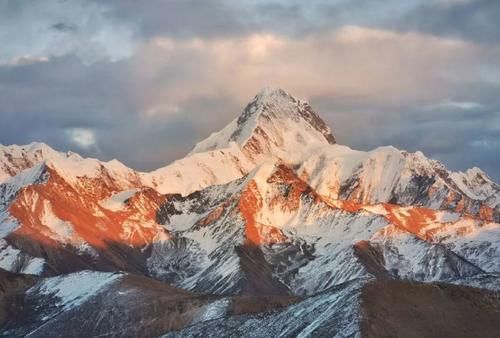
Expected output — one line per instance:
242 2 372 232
189 88 335 157
1 88 499 337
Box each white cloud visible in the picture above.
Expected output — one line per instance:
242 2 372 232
0 55 49 66
144 104 180 117
470 137 500 149
65 128 97 150
422 100 485 111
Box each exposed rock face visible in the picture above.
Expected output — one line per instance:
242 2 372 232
0 88 499 337
0 268 38 328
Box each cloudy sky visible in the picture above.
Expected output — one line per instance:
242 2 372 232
1 0 499 180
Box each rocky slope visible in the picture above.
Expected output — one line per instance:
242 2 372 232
163 278 500 338
153 162 496 296
1 269 298 337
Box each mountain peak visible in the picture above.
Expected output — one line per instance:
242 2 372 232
235 87 298 127
253 87 292 102
189 88 336 161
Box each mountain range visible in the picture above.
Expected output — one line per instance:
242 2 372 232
1 88 499 337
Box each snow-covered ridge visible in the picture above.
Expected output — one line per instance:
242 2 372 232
0 142 81 183
450 167 500 205
0 142 143 189
298 144 500 215
163 278 365 337
0 239 45 275
143 144 254 195
146 88 499 207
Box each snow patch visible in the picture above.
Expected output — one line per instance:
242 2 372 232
29 271 123 311
22 257 45 275
0 239 46 275
99 189 140 211
198 298 231 322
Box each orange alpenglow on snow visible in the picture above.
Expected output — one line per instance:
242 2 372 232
9 165 169 252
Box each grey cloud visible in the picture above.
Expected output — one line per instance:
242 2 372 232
0 0 134 63
394 0 500 43
98 0 251 39
100 0 422 40
4 0 498 64
4 0 494 62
